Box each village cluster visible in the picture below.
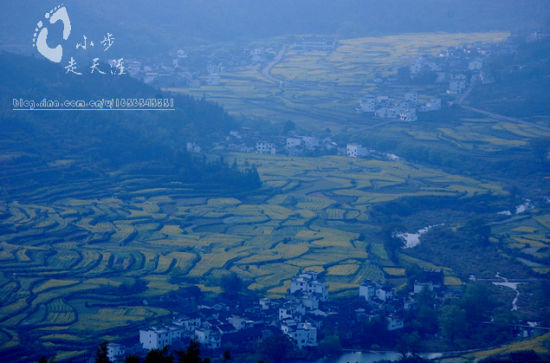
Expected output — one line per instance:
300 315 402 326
177 34 527 161
103 269 450 362
122 36 337 87
353 35 519 123
187 129 400 162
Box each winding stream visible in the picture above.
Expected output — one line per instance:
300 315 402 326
493 272 520 311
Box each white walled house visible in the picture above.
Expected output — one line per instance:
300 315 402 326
139 326 183 350
399 110 417 122
308 280 328 301
279 306 295 321
468 58 483 71
448 74 467 94
386 315 405 331
256 142 276 155
195 326 221 350
359 281 377 301
290 271 328 301
282 322 318 349
259 297 271 310
301 136 319 150
186 142 201 153
286 137 302 150
107 343 125 362
173 316 201 333
227 315 253 331
420 98 441 112
346 144 368 158
279 303 305 321
413 280 442 294
359 96 376 112
375 286 393 302
299 294 319 310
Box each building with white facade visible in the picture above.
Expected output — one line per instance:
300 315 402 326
376 286 394 302
420 98 442 112
399 109 417 122
195 326 221 350
227 315 254 331
259 297 271 310
173 316 201 333
359 96 376 112
282 322 318 349
286 137 302 150
448 74 467 94
107 343 125 362
386 315 405 331
359 281 377 301
290 271 328 301
346 144 369 158
301 136 319 150
468 58 483 71
139 326 184 350
256 142 276 155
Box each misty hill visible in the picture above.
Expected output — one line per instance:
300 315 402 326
0 53 260 201
2 0 549 56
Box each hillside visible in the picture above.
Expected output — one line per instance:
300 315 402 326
0 53 260 202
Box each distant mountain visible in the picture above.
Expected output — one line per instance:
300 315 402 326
1 0 549 56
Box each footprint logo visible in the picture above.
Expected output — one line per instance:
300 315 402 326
32 4 72 63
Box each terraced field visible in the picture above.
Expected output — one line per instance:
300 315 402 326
3 31 549 361
1 152 531 360
492 213 550 275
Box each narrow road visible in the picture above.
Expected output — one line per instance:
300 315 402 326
460 104 550 133
454 77 550 133
456 78 477 105
261 44 288 83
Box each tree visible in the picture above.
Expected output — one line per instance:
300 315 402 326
144 346 173 363
529 137 550 165
259 334 294 363
439 305 468 343
460 218 491 247
95 342 111 363
175 340 205 363
318 335 342 357
381 224 405 262
460 283 493 324
413 288 438 335
282 120 296 135
220 272 243 298
397 331 421 357
222 350 232 363
358 317 389 347
125 356 141 363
